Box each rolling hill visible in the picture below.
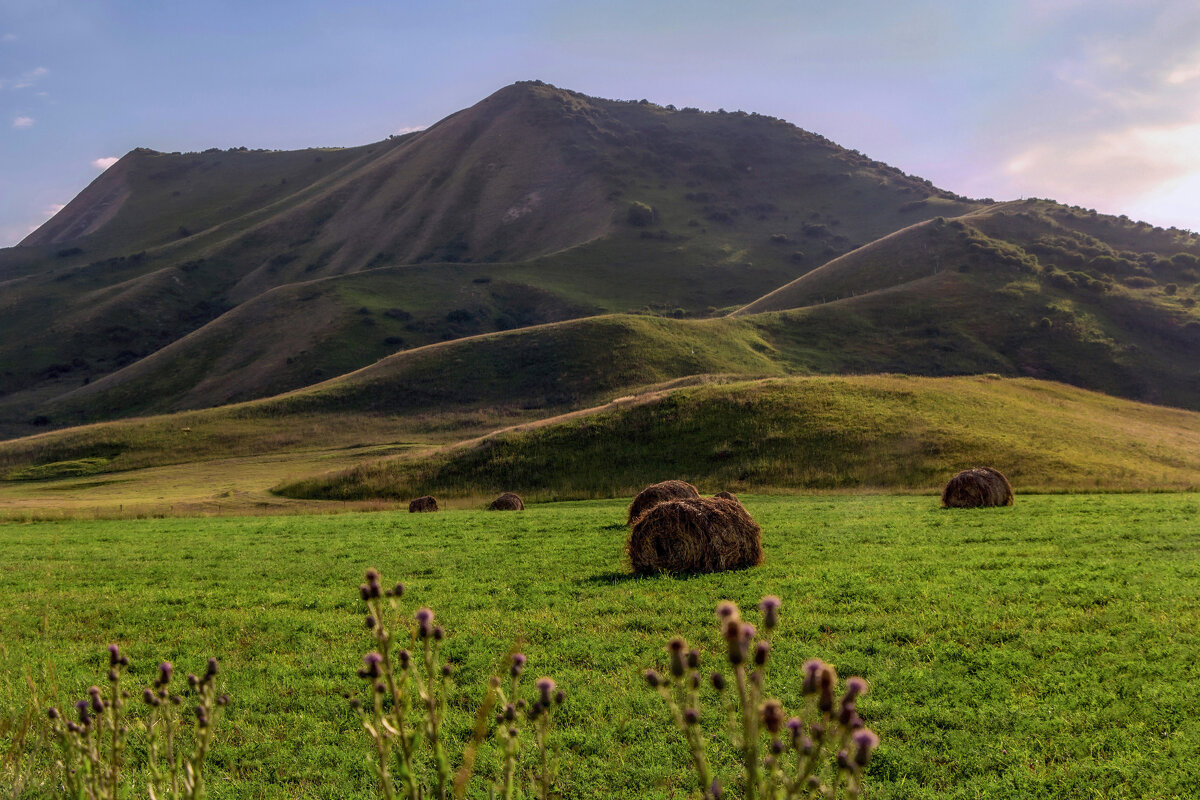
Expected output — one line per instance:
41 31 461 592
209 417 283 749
275 375 1200 500
0 80 981 436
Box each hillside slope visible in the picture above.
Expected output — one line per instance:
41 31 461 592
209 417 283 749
0 80 980 435
277 375 1200 499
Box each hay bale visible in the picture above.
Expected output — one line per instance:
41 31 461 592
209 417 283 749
627 479 701 525
628 496 764 575
488 492 525 511
408 495 440 513
714 490 738 502
941 467 1014 508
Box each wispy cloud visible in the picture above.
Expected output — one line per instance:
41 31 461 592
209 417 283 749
394 125 427 135
45 203 66 217
92 156 120 170
1 33 15 43
11 66 48 90
12 116 33 128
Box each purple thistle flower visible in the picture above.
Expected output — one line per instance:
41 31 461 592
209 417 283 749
754 640 771 667
389 582 405 598
359 583 372 602
770 737 785 755
668 638 687 678
536 677 556 706
108 644 121 666
836 749 850 770
802 659 823 694
853 728 880 767
839 701 857 726
510 653 527 678
205 657 219 677
761 699 784 734
644 669 662 688
74 699 90 724
710 778 722 799
47 706 59 720
358 651 384 680
683 708 700 726
433 625 445 642
415 608 434 639
554 689 566 705
365 615 377 630
686 648 700 670
716 600 738 620
142 688 157 706
758 595 781 630
157 661 173 687
398 649 411 670
843 676 868 702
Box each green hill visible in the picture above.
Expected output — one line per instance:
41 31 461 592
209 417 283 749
0 81 981 436
276 375 1200 500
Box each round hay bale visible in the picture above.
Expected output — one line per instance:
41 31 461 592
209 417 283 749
941 467 1014 508
628 496 764 575
488 492 525 511
627 479 701 525
408 495 440 513
714 490 738 502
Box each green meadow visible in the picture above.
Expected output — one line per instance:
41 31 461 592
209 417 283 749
2 493 1198 799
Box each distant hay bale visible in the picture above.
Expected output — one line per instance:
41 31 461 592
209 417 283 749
408 496 440 513
714 490 738 502
627 480 701 525
628 497 764 575
488 492 525 511
941 467 1014 508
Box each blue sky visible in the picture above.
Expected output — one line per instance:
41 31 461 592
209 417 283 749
3 0 1199 246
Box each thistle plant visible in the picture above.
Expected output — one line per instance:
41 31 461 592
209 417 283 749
488 654 564 800
45 646 228 800
645 596 879 799
142 657 230 800
351 569 563 800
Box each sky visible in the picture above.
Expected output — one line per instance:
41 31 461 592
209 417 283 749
2 0 1199 247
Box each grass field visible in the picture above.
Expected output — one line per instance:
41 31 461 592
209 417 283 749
2 493 1198 799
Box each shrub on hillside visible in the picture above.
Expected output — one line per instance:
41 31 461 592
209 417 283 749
627 202 657 227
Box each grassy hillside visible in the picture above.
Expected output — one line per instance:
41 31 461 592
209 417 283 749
0 80 982 435
277 375 1200 500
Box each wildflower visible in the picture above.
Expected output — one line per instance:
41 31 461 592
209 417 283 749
686 648 700 670
716 601 738 620
843 676 867 702
836 749 850 770
754 640 770 667
47 706 59 720
441 664 452 678
536 677 556 706
758 595 781 630
75 699 90 725
205 658 219 678
143 689 158 706
387 581 405 598
358 652 384 680
644 669 662 688
156 661 173 687
683 708 700 726
415 608 434 639
510 653 527 678
554 689 566 705
761 699 784 734
668 637 687 677
398 649 411 670
433 625 445 642
852 728 880 767
108 644 121 666
217 694 230 706
801 659 823 694
710 672 726 691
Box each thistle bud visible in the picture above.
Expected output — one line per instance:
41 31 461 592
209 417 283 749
754 640 770 667
359 584 372 602
510 653 526 678
668 638 687 678
157 662 173 687
686 648 700 670
839 701 857 726
218 694 230 706
716 601 738 620
683 708 700 726
852 728 879 767
433 625 444 642
770 737 784 755
441 664 452 678
758 595 781 630
836 749 850 770
358 651 383 680
761 699 783 734
47 706 60 720
349 698 362 710
843 676 867 702
143 689 157 706
206 657 220 678
108 644 121 666
389 582 405 598
536 677 555 706
415 608 434 639
802 659 823 695
710 672 726 691
365 615 377 630
554 689 566 705
503 703 516 722
398 649 411 670
187 674 199 690
644 669 662 689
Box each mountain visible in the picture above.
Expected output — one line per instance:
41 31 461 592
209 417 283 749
0 81 980 436
2 81 1198 452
